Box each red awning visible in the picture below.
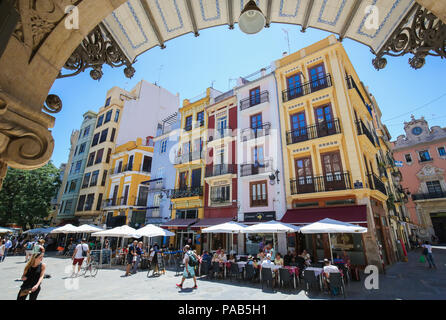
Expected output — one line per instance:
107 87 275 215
190 218 234 230
160 219 198 229
280 205 368 227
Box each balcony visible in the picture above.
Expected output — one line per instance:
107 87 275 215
241 122 271 142
208 128 233 142
205 164 237 178
110 164 151 175
103 196 137 208
174 151 204 165
184 124 192 132
412 191 446 201
367 173 387 196
170 186 203 199
210 196 232 205
240 160 271 177
286 119 341 145
240 90 269 110
418 158 433 163
282 74 332 103
290 171 351 195
346 75 372 116
356 120 376 147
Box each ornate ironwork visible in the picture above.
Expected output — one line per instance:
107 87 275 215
43 94 62 113
57 23 135 81
373 5 446 70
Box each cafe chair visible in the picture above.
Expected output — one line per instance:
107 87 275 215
279 268 294 290
334 263 350 285
174 257 184 276
201 260 211 277
244 264 256 282
303 270 319 294
211 262 221 279
261 267 274 290
229 263 242 282
328 273 346 298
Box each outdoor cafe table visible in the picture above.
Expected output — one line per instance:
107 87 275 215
304 267 324 291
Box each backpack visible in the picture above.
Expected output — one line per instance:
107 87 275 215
81 244 88 257
422 247 428 255
26 242 34 250
187 252 198 267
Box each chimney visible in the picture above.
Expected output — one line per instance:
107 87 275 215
260 68 266 77
282 52 288 57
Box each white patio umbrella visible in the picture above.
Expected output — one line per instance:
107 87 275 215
201 221 248 254
0 227 13 234
300 218 367 261
241 221 300 254
133 224 175 238
91 225 139 253
50 224 79 247
76 224 104 233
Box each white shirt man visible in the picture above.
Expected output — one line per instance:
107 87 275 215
72 240 89 276
261 254 275 268
422 243 432 254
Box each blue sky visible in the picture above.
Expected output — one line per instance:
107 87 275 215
49 23 446 168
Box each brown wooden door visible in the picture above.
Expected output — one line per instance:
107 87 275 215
314 104 335 137
321 151 345 191
290 112 308 143
294 157 314 193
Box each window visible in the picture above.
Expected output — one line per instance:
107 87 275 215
217 116 227 137
179 172 188 190
91 133 100 147
104 110 112 124
83 126 90 137
77 195 86 212
96 193 103 211
110 128 116 142
250 181 267 207
106 148 112 163
78 142 86 154
142 156 152 172
405 154 412 163
438 147 446 157
426 181 442 194
197 111 204 126
74 146 78 156
69 162 75 174
211 185 230 203
69 180 77 192
249 87 260 106
99 129 108 143
74 160 82 173
419 150 431 162
64 200 73 214
95 148 104 164
175 209 198 219
137 186 149 206
157 167 165 179
101 170 107 186
84 194 95 211
114 109 120 122
105 97 111 107
160 140 167 153
64 181 69 194
82 173 91 188
191 168 201 188
96 114 104 128
122 185 129 205
87 152 95 167
185 116 192 131
90 170 99 187
253 146 264 166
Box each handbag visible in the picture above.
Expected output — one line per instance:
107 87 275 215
419 255 426 263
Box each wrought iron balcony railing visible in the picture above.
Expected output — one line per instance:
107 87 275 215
367 173 387 196
412 191 446 201
205 164 237 177
170 186 203 199
282 74 332 102
208 128 233 142
290 171 351 194
110 164 150 175
286 119 341 145
174 151 204 164
103 196 136 208
240 160 271 177
241 122 271 142
356 120 376 147
240 90 269 110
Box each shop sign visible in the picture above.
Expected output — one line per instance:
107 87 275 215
244 211 276 222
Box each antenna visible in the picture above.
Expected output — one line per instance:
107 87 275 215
282 28 290 54
157 65 164 86
211 80 216 88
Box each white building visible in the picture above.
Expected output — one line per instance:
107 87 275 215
234 67 287 255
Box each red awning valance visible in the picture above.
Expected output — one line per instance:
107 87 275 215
160 219 198 229
280 205 368 227
190 218 234 229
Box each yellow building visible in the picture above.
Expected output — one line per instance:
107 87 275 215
102 137 154 228
75 86 130 224
163 88 221 252
276 35 396 269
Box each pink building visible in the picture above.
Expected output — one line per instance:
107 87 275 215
392 116 446 243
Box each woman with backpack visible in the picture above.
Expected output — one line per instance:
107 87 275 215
176 245 198 290
24 239 35 262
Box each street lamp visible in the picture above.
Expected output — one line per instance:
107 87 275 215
239 0 266 34
269 169 280 185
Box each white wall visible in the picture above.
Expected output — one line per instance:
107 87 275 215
117 80 180 145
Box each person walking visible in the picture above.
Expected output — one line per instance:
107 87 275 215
176 245 198 289
33 239 45 255
24 239 35 262
125 240 138 277
17 249 46 300
422 241 437 269
71 239 90 277
0 240 5 263
132 241 144 274
2 237 12 262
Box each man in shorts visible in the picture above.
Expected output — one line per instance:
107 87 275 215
125 240 138 277
72 239 90 277
176 245 198 289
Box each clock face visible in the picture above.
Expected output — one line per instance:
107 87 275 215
412 127 422 135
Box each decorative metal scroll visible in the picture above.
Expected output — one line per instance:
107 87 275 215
373 5 446 70
57 23 135 81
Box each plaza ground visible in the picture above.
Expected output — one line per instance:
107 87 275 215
0 247 445 300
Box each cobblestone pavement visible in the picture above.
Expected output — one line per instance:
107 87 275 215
0 247 445 300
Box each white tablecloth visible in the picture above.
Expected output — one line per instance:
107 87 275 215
305 267 323 277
